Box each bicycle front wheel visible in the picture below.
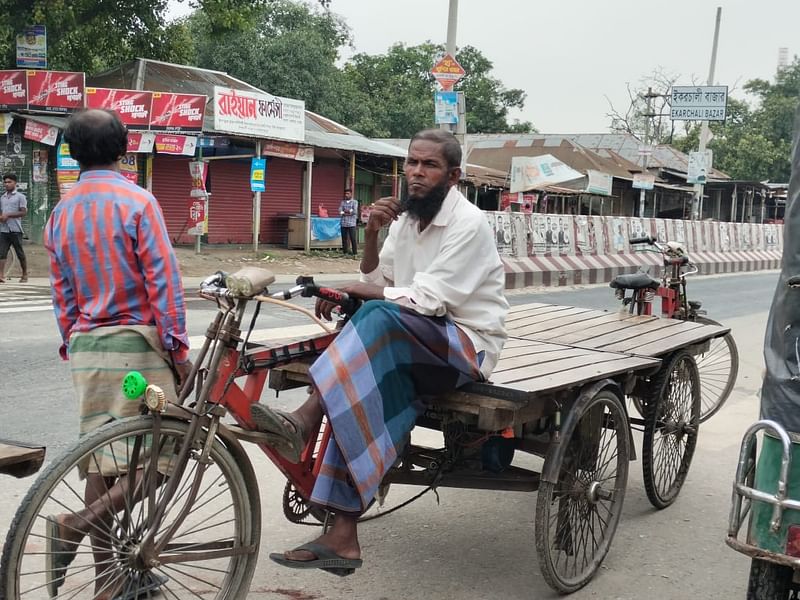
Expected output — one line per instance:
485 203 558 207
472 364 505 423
1 416 261 600
693 316 739 423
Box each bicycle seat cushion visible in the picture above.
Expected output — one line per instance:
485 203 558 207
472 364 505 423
609 273 661 290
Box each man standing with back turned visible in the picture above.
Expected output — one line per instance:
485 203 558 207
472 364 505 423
250 129 509 576
43 109 191 599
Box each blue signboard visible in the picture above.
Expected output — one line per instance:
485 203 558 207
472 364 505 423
250 157 266 192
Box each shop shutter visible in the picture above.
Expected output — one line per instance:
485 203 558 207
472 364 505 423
207 159 252 245
152 155 194 245
260 157 304 245
311 159 347 216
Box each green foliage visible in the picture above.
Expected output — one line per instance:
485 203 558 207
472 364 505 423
673 60 800 182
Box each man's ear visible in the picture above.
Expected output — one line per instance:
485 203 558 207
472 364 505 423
448 167 461 186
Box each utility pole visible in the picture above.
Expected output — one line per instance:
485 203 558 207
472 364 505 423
442 0 467 175
638 88 655 217
692 7 722 220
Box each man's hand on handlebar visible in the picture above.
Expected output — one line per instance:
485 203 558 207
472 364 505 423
315 282 385 321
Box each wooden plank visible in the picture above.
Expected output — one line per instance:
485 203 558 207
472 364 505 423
492 355 659 391
517 311 646 342
493 346 600 373
506 302 553 316
505 304 577 323
505 306 600 334
0 443 45 468
612 323 724 356
492 352 650 384
559 317 685 349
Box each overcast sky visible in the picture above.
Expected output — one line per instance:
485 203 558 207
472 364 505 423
168 0 798 133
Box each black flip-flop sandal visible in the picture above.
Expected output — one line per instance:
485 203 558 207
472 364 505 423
249 405 306 463
269 542 362 577
45 515 78 596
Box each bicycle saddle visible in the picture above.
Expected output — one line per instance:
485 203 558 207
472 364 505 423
609 273 661 290
225 267 276 297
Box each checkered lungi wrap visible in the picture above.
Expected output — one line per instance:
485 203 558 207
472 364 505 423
308 300 482 513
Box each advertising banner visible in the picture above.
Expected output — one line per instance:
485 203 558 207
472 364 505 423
150 92 205 132
154 134 197 156
26 70 84 113
0 70 27 110
214 86 305 142
188 199 207 235
56 141 79 170
85 87 153 129
23 119 58 145
632 173 655 190
16 25 46 69
127 132 156 153
431 53 466 91
250 158 266 192
188 161 208 197
510 155 583 193
434 91 459 124
586 169 613 196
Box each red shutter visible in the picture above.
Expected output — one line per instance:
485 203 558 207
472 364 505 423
260 157 304 244
152 155 194 245
311 159 347 216
207 160 252 244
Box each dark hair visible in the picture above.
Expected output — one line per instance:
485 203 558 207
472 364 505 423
2 173 17 182
344 188 351 193
64 109 128 168
410 129 462 169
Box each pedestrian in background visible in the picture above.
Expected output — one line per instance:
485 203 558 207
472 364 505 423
0 172 29 282
340 188 358 255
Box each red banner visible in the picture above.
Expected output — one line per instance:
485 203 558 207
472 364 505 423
154 134 197 156
127 132 155 153
150 92 205 132
26 70 84 113
0 70 27 110
85 87 153 129
24 119 59 145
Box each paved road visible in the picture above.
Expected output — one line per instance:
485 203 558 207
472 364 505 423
0 270 780 598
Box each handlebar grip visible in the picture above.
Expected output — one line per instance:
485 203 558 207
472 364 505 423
787 275 800 288
629 236 656 245
309 286 363 317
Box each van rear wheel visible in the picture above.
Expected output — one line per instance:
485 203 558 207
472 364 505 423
747 558 794 599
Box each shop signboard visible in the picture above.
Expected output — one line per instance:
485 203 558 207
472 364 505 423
154 134 197 156
632 173 655 190
214 86 305 143
56 141 79 170
85 87 153 129
261 139 313 161
23 119 58 145
188 199 207 235
16 25 46 69
0 70 27 110
670 85 728 121
119 154 138 185
26 70 84 113
150 92 205 132
586 169 613 196
127 132 156 153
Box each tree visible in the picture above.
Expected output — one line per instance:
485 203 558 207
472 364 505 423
605 68 680 144
0 0 327 74
340 42 534 137
188 0 355 123
674 59 799 182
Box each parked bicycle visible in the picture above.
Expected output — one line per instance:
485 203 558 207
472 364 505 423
609 235 739 423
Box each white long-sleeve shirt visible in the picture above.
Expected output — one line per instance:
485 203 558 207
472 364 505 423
361 186 509 377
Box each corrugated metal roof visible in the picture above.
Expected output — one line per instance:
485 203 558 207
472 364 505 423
88 58 401 158
12 112 67 128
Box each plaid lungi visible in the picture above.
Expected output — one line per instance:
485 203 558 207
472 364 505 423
308 300 482 513
69 325 179 477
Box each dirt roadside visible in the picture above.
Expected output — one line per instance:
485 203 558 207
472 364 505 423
14 243 361 279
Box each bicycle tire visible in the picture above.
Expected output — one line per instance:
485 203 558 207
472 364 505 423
693 316 739 423
1 416 261 600
642 351 700 509
535 389 630 594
